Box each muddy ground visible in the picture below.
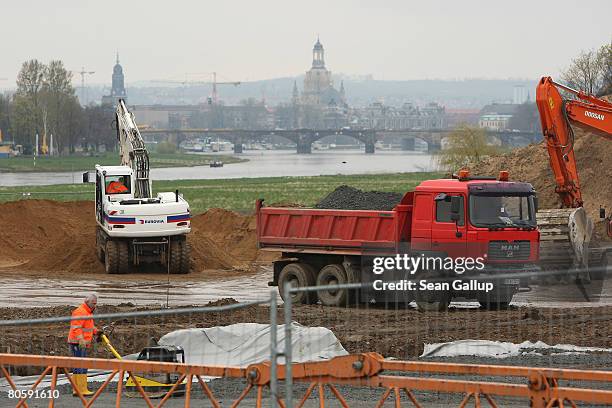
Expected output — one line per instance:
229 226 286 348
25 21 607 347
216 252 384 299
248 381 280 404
1 300 610 374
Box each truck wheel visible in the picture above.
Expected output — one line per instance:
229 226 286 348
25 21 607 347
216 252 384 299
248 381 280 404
169 240 190 274
415 291 451 312
105 240 128 274
278 263 316 304
316 264 349 307
415 268 450 312
479 291 513 310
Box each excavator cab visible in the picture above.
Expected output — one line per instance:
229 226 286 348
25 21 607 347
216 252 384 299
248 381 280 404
104 174 131 195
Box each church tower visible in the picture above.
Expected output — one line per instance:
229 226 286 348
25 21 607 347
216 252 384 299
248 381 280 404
302 37 334 105
111 53 127 99
102 53 127 106
312 37 325 69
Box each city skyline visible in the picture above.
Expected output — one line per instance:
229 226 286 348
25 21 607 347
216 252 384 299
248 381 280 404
1 0 611 88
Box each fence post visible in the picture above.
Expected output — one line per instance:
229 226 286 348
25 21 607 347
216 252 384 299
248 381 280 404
284 283 293 408
270 290 278 407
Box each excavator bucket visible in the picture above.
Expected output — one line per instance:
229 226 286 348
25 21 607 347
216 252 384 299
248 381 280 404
537 207 594 281
568 207 594 269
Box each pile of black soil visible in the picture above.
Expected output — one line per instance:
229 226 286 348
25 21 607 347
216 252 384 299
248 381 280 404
315 185 404 211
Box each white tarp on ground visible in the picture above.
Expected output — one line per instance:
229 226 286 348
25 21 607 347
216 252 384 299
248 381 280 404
0 322 346 391
421 339 612 359
158 322 347 367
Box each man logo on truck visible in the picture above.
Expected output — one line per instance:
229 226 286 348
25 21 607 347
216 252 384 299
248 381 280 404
501 243 520 258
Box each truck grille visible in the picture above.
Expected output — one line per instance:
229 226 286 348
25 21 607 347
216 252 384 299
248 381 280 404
488 240 530 260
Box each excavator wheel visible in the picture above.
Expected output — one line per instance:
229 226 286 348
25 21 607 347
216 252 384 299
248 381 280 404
169 239 190 274
105 240 129 274
96 242 105 263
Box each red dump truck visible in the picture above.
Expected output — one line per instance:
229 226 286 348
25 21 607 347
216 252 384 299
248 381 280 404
256 171 540 311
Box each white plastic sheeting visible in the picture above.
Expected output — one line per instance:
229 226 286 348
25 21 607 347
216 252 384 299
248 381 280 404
158 322 347 367
421 339 612 359
0 322 346 392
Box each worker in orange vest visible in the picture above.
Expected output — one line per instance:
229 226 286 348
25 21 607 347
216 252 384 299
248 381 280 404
106 177 129 194
67 294 99 396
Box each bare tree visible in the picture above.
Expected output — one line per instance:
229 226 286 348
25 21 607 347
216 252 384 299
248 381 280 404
16 59 46 98
14 60 47 144
436 124 501 172
599 42 612 96
41 60 76 155
561 46 607 95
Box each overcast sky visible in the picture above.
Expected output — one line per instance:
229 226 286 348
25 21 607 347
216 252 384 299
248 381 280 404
2 0 610 87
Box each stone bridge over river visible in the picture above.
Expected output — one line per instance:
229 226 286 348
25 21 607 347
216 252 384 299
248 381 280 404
140 128 540 154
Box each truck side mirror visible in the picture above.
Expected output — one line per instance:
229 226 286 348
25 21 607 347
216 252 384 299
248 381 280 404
534 196 539 213
601 207 606 219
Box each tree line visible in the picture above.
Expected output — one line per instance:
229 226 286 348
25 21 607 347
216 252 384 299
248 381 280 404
0 59 116 155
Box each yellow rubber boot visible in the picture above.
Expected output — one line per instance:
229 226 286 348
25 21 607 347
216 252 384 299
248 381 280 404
73 374 94 397
81 374 94 396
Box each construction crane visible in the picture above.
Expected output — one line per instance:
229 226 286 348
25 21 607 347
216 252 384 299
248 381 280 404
82 99 191 274
74 67 95 105
156 72 240 104
535 76 612 280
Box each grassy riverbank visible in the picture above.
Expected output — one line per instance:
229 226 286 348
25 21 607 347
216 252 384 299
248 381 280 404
0 152 246 172
0 172 443 213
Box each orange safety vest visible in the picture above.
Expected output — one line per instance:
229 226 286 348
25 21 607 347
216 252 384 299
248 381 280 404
67 303 97 346
106 181 128 194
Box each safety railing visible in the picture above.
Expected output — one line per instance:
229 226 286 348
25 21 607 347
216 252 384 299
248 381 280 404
2 351 612 407
0 298 277 407
279 279 612 407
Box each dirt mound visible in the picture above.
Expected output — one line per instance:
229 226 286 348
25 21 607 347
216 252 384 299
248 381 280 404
0 200 103 273
472 129 612 240
0 200 262 275
190 208 259 271
315 185 404 211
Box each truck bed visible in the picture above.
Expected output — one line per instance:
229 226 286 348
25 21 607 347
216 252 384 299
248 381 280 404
256 199 413 255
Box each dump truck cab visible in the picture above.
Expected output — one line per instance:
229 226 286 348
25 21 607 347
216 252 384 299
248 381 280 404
410 175 539 262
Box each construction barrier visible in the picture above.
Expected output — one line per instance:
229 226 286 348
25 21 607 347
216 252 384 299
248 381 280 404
1 280 611 407
1 352 612 407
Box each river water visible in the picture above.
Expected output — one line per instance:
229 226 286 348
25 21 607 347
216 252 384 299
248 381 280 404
0 150 437 186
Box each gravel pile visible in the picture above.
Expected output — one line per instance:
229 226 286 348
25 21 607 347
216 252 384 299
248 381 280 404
315 185 404 211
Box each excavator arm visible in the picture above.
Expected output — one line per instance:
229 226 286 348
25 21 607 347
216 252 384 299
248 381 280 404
535 77 612 208
535 77 612 245
115 99 151 199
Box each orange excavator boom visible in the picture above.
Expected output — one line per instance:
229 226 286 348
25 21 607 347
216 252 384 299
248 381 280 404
535 76 612 209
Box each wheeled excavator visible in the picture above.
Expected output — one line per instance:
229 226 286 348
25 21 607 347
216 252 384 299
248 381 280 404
535 76 611 280
83 99 191 274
